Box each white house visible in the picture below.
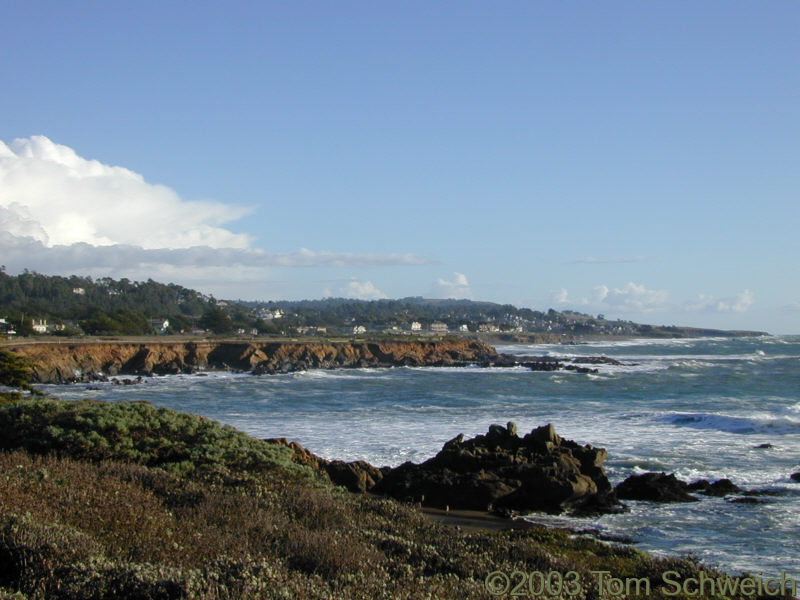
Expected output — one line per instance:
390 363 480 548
0 318 16 336
256 308 284 320
352 325 367 335
410 321 422 332
149 319 170 334
297 326 327 335
430 322 448 333
31 319 48 334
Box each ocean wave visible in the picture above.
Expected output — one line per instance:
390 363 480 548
289 368 395 380
661 411 800 435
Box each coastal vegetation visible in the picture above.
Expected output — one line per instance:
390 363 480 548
0 379 782 598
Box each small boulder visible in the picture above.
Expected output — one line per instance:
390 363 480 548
687 478 741 497
790 472 800 483
325 460 385 493
615 472 698 503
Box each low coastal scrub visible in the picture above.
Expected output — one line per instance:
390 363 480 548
0 398 306 482
0 398 786 599
0 350 40 403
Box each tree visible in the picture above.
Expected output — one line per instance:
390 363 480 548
199 307 233 334
0 349 39 394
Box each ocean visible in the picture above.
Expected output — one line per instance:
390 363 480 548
44 335 800 578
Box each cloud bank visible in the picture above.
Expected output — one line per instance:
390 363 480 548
0 136 251 249
341 280 388 300
0 136 428 288
686 290 754 313
431 272 473 299
551 282 755 317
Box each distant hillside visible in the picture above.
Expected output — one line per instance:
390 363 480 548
0 270 214 335
0 270 768 338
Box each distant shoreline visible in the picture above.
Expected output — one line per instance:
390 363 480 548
0 326 770 349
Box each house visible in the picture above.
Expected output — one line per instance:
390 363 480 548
410 321 422 332
31 319 48 334
458 324 470 332
0 317 16 336
478 324 500 333
256 308 284 320
149 319 170 334
352 325 367 335
73 287 86 295
297 326 327 335
430 322 448 333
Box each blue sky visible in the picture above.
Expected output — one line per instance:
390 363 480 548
1 2 798 333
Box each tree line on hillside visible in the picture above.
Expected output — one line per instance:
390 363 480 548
0 269 217 336
2 270 733 339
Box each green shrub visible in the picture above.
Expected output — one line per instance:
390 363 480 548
0 398 306 481
0 351 38 394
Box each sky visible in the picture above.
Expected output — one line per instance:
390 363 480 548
1 2 798 333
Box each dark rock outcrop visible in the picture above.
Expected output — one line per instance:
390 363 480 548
686 478 741 497
791 472 800 482
489 354 627 374
741 488 785 497
264 437 388 493
371 423 622 515
615 472 698 503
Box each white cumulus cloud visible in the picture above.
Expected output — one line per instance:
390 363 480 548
431 272 472 299
340 280 388 300
686 289 754 313
554 282 669 313
551 288 571 304
0 136 430 291
0 136 251 249
591 282 669 312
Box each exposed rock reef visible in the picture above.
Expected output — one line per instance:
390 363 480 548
286 422 622 516
266 437 389 493
7 339 498 383
615 472 700 502
487 354 628 374
614 472 764 504
373 423 621 515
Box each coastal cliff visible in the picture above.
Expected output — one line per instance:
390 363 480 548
6 338 498 383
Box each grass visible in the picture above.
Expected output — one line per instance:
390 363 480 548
0 397 788 600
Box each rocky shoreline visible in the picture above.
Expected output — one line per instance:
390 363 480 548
267 423 800 522
7 339 496 383
6 338 633 383
269 422 624 517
